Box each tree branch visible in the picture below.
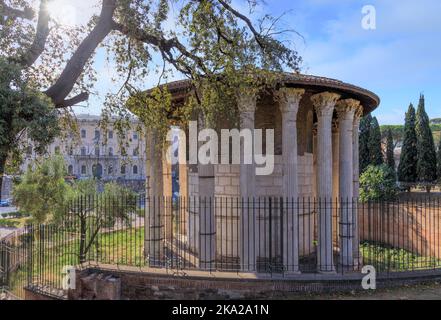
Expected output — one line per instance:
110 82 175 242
45 0 117 107
112 21 208 76
215 0 265 49
56 92 90 108
16 0 50 67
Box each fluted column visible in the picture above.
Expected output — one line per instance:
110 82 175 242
145 129 163 267
311 91 341 273
238 90 257 271
336 99 360 268
332 120 340 202
352 105 363 264
277 88 305 274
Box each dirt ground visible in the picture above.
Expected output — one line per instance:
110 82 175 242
283 282 441 300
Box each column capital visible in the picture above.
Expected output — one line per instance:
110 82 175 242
353 105 364 123
311 92 341 117
335 99 360 118
277 88 305 114
236 88 257 113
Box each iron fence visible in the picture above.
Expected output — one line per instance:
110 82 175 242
1 196 441 299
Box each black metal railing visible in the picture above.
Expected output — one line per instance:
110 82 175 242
2 196 441 299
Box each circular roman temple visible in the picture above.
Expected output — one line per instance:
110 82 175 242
141 73 380 274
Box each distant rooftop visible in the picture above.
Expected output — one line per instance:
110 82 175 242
75 113 140 122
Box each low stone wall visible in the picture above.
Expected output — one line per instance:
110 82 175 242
64 265 441 300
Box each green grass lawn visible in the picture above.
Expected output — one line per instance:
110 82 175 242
360 242 441 272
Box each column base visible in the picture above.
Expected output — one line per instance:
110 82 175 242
318 266 336 275
284 270 302 277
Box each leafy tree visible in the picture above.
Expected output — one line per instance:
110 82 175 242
369 116 383 166
12 155 71 224
359 113 372 173
385 129 396 174
415 94 437 191
70 178 98 198
68 179 136 263
0 58 59 200
397 104 418 188
101 182 137 226
1 0 301 193
360 165 397 202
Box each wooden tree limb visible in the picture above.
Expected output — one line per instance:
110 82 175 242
44 0 117 107
111 21 209 76
215 0 265 49
17 0 50 67
56 92 90 109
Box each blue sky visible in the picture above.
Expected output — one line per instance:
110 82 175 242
66 0 441 125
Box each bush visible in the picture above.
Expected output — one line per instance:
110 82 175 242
0 219 19 228
360 165 397 202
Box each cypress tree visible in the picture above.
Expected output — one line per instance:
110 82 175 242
359 113 372 173
369 116 383 166
437 138 441 183
386 129 396 173
415 94 437 190
397 104 418 186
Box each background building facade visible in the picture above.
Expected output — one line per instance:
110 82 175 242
22 114 146 183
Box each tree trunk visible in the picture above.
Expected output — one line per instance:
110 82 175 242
0 154 6 202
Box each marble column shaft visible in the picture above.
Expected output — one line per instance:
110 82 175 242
336 99 360 267
145 129 163 266
238 91 257 271
278 87 305 273
311 91 341 273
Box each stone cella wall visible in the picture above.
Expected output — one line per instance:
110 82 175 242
183 153 316 264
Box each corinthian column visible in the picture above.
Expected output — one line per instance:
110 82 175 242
238 90 257 271
277 87 305 274
336 99 360 269
145 129 163 267
352 105 364 265
311 91 341 273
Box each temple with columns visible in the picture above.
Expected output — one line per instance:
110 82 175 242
141 73 380 274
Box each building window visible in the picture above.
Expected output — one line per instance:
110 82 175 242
81 147 86 156
26 146 32 157
108 147 113 156
108 131 113 139
54 146 60 154
81 165 87 175
68 147 73 156
133 165 138 175
133 132 138 140
108 165 113 175
81 129 86 138
92 163 103 179
68 165 73 175
95 147 100 156
94 130 100 140
121 165 126 175
133 147 139 157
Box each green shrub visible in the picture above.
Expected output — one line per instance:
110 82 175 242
136 209 145 217
0 219 20 228
360 164 397 202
